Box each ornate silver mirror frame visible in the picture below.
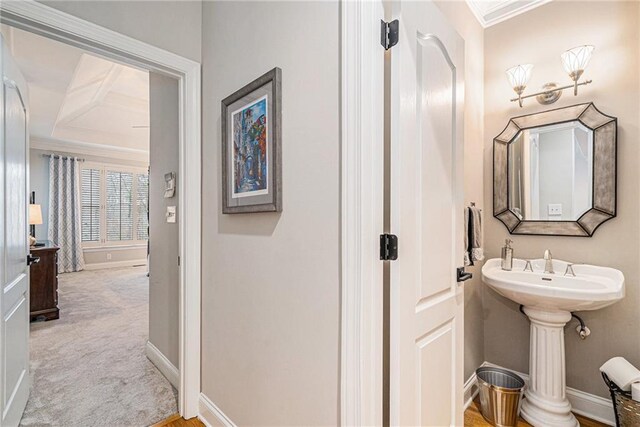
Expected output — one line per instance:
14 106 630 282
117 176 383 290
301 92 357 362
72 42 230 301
494 103 617 237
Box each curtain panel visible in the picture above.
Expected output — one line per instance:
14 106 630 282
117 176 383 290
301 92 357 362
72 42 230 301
48 156 85 272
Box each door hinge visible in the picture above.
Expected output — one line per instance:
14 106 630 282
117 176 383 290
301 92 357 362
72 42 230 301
177 256 181 266
380 234 398 261
380 19 399 50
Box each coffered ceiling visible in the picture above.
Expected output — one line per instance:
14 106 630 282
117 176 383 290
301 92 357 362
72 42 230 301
465 0 551 28
1 25 149 161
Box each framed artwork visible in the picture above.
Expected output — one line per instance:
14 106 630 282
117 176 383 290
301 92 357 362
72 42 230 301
221 68 282 214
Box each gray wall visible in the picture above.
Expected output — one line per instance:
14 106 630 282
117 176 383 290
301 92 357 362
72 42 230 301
483 1 640 397
148 72 180 368
29 149 49 239
434 0 486 381
39 1 202 62
201 2 340 425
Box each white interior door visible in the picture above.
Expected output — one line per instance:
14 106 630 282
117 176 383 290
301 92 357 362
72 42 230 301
1 35 30 427
388 1 465 425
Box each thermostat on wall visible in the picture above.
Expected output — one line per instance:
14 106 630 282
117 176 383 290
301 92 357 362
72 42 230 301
164 172 176 198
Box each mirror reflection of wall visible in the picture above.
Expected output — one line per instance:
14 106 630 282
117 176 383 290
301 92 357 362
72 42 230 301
508 121 593 221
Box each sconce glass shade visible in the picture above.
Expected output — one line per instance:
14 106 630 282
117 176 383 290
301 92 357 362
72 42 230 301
561 45 594 81
506 64 534 95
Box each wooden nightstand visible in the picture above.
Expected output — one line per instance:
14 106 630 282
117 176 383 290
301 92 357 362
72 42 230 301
29 241 60 322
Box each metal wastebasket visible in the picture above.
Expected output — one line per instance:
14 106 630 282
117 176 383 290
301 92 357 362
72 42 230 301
476 366 525 427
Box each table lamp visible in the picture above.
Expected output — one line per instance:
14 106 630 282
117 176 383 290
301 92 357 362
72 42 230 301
29 204 43 247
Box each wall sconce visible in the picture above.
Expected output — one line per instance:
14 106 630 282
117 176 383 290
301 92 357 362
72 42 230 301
507 45 594 107
506 64 534 108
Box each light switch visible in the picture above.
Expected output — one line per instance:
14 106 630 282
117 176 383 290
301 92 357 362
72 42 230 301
166 206 176 223
548 204 562 216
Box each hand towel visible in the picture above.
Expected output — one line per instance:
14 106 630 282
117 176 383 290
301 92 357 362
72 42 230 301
470 207 484 263
600 357 640 392
464 207 471 266
632 382 640 402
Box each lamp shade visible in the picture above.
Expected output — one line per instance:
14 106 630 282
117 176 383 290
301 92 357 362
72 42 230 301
29 204 43 225
506 64 534 94
561 45 594 80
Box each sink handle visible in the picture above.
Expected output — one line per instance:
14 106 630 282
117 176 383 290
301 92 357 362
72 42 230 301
564 264 577 277
523 260 533 272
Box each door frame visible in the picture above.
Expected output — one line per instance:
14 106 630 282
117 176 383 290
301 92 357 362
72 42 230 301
340 1 385 425
0 1 202 419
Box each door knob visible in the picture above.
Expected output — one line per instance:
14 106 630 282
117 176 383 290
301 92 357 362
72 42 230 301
27 255 40 266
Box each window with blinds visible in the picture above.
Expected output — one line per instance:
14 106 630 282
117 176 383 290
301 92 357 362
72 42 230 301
136 173 149 241
81 168 101 242
80 165 149 245
106 171 133 241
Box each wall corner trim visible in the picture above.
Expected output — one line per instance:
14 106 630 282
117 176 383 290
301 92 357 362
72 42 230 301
340 1 385 426
477 362 615 426
198 393 236 427
145 341 179 389
464 371 479 410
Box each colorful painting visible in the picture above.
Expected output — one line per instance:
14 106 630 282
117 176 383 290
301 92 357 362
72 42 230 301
221 67 281 214
231 96 268 198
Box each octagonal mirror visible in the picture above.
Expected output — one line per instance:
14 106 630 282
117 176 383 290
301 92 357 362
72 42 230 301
494 103 617 236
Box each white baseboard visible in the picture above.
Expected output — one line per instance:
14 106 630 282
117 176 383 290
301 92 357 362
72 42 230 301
479 362 615 426
83 259 147 271
145 341 179 388
198 393 236 427
464 372 479 410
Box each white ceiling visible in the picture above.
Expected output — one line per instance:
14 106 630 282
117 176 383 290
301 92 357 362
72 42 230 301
465 0 551 28
1 25 149 159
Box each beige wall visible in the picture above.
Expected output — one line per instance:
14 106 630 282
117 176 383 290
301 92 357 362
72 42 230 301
434 0 486 382
39 1 202 62
148 72 180 367
483 1 640 397
201 2 340 425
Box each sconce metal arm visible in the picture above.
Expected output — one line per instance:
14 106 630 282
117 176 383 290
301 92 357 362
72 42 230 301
510 79 592 104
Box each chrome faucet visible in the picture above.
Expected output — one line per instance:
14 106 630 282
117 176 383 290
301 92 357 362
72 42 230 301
544 249 555 274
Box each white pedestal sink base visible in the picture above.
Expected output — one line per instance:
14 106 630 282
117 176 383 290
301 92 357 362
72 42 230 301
519 307 579 427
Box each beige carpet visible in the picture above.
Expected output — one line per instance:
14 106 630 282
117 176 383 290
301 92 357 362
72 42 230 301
20 266 178 427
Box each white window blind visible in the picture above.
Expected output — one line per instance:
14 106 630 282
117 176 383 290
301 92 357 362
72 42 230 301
80 164 148 246
136 173 149 241
106 171 133 241
81 168 101 242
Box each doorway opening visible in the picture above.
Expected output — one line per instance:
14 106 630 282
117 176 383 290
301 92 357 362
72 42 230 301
2 24 180 426
0 1 201 423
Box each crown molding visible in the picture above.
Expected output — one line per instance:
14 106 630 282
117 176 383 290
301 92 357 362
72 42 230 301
30 135 149 163
465 0 551 28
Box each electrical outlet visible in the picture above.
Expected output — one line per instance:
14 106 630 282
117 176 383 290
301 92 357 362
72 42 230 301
548 204 563 216
107 253 112 261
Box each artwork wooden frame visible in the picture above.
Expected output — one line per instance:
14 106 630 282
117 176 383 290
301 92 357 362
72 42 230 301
221 68 282 214
493 103 617 237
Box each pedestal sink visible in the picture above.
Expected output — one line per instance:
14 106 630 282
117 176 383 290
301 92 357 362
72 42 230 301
482 258 625 427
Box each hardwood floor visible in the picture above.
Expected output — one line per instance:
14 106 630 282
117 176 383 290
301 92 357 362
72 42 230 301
155 402 608 427
151 414 204 427
465 399 607 427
